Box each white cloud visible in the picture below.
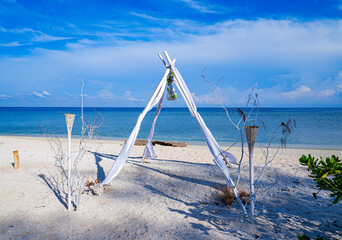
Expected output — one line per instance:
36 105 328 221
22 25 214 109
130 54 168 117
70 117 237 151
282 86 312 98
33 91 45 98
319 89 335 97
0 41 22 47
0 27 35 34
97 89 115 100
123 91 144 102
130 12 160 21
190 84 252 105
32 90 52 98
64 91 74 97
177 0 220 13
33 33 70 42
0 27 70 45
0 94 11 100
1 19 342 106
191 92 218 104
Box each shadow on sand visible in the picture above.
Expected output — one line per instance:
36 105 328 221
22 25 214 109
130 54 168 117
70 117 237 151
38 173 67 209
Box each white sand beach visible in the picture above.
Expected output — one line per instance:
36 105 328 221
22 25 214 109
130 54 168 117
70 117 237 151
0 135 341 240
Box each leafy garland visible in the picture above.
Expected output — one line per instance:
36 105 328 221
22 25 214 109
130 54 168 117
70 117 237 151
166 71 178 100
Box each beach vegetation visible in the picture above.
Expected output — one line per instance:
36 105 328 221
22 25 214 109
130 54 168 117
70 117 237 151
213 185 249 207
299 154 342 204
84 179 105 195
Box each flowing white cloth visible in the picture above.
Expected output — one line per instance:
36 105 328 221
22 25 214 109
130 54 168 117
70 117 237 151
142 90 165 160
101 52 246 216
101 68 169 185
102 65 238 185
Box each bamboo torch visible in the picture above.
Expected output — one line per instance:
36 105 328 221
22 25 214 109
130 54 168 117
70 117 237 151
245 126 258 224
65 113 75 210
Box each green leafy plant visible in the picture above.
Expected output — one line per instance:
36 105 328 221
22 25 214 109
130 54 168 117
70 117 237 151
299 154 342 204
167 72 174 86
166 71 178 100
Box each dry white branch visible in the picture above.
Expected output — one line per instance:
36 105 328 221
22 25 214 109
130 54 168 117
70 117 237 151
201 68 296 222
42 80 103 210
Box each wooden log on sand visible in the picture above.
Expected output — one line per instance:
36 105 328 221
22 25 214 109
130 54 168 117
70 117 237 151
125 139 188 147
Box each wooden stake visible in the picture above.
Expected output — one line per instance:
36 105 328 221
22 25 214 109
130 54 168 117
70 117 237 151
13 150 19 169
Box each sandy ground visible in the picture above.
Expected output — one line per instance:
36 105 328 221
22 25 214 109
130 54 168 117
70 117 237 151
0 135 341 240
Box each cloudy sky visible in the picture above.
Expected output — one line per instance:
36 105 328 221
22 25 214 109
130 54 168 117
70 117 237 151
0 0 342 107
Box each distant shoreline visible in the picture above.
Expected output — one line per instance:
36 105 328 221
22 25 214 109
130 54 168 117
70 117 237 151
2 134 341 151
0 106 342 109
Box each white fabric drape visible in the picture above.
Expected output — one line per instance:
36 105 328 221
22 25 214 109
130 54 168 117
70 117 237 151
142 90 165 160
101 68 169 185
102 65 238 185
101 52 246 215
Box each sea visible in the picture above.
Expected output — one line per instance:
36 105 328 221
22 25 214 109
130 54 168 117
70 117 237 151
0 107 341 150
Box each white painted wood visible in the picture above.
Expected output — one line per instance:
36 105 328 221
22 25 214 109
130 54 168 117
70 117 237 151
64 113 75 210
158 53 168 68
245 126 258 223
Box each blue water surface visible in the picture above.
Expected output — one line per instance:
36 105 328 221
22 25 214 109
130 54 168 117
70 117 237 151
0 107 341 149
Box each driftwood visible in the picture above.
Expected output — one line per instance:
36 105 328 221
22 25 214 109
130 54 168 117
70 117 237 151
126 139 187 147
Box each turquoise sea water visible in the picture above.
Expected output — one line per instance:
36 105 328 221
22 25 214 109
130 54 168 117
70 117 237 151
0 107 341 150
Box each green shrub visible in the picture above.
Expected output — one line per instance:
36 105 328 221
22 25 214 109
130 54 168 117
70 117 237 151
299 154 342 204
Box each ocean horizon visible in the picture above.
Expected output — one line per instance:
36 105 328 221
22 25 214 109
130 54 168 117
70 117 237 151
1 107 341 150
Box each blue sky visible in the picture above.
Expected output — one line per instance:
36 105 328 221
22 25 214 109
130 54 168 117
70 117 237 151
0 0 342 107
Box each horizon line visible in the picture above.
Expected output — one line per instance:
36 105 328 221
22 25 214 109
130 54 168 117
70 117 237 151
0 106 341 109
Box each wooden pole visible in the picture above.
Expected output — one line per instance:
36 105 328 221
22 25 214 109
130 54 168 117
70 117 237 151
245 126 258 224
65 113 75 210
158 53 168 68
13 150 19 169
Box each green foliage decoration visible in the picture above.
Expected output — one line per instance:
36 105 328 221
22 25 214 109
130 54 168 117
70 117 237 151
166 71 177 100
167 72 175 86
299 154 342 204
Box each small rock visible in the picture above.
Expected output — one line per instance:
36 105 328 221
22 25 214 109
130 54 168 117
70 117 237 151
295 179 303 184
91 183 104 196
136 228 147 235
213 219 224 224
